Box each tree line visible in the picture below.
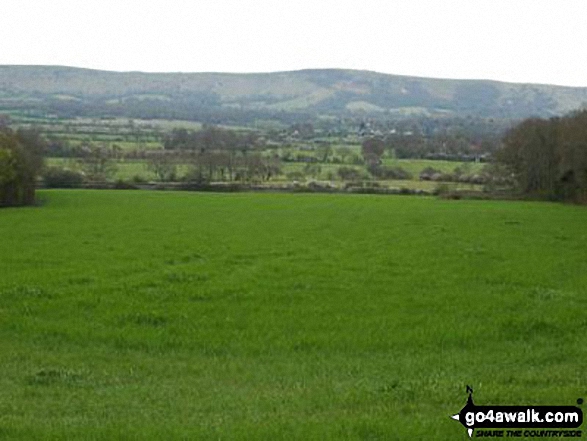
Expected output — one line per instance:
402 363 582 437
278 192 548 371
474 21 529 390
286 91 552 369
157 126 279 182
3 109 587 206
496 109 587 202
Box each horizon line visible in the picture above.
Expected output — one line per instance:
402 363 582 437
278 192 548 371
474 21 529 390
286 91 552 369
1 63 586 89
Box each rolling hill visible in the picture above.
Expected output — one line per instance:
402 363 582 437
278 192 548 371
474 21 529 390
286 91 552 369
1 65 587 123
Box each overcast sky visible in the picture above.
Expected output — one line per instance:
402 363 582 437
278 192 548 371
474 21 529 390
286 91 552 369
2 0 586 87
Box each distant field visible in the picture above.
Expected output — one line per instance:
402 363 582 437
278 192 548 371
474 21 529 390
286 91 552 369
45 158 187 182
8 115 254 150
46 158 484 191
1 191 585 439
381 158 485 175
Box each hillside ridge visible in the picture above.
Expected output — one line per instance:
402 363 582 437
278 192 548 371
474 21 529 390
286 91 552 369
2 65 586 121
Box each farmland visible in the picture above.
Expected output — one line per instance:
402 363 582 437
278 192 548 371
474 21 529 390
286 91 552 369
1 190 586 439
45 157 484 191
2 86 505 195
12 112 489 192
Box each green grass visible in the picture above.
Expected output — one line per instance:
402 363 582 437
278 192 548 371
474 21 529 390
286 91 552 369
381 158 485 175
1 191 586 439
45 159 190 182
46 157 485 190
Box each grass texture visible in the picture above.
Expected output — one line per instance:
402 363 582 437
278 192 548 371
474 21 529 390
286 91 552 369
0 190 586 439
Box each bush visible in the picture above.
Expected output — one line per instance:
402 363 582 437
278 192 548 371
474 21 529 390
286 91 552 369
480 162 515 192
337 167 363 181
131 174 148 184
307 181 335 192
369 165 412 180
183 168 210 184
113 179 138 190
419 167 442 181
43 167 84 188
432 183 452 195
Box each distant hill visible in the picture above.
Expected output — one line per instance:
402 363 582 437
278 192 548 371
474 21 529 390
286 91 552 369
1 65 587 123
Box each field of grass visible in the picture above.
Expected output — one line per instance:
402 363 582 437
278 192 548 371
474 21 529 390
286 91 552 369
1 191 586 439
46 158 485 191
381 158 485 175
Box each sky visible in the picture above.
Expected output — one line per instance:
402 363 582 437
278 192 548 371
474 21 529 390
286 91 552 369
1 0 586 87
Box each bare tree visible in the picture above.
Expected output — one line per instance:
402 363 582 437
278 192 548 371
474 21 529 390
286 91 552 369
361 137 385 166
78 143 117 181
147 152 177 181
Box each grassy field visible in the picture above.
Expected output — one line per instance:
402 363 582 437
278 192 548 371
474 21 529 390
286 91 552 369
46 157 485 191
381 158 485 175
1 191 586 439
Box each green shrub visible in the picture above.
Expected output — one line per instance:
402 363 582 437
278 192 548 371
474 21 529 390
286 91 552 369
113 179 138 190
433 183 451 195
43 167 84 188
131 174 148 184
337 167 362 181
369 165 412 180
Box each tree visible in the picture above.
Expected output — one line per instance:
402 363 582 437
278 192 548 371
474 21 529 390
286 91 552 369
78 143 117 181
303 163 321 179
498 118 559 196
361 137 385 165
147 152 177 181
164 128 192 150
245 155 280 181
316 144 333 163
43 167 84 188
337 167 363 181
0 128 44 206
496 110 587 201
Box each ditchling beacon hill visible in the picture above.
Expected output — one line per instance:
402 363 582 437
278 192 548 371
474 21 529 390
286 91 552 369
2 65 587 123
